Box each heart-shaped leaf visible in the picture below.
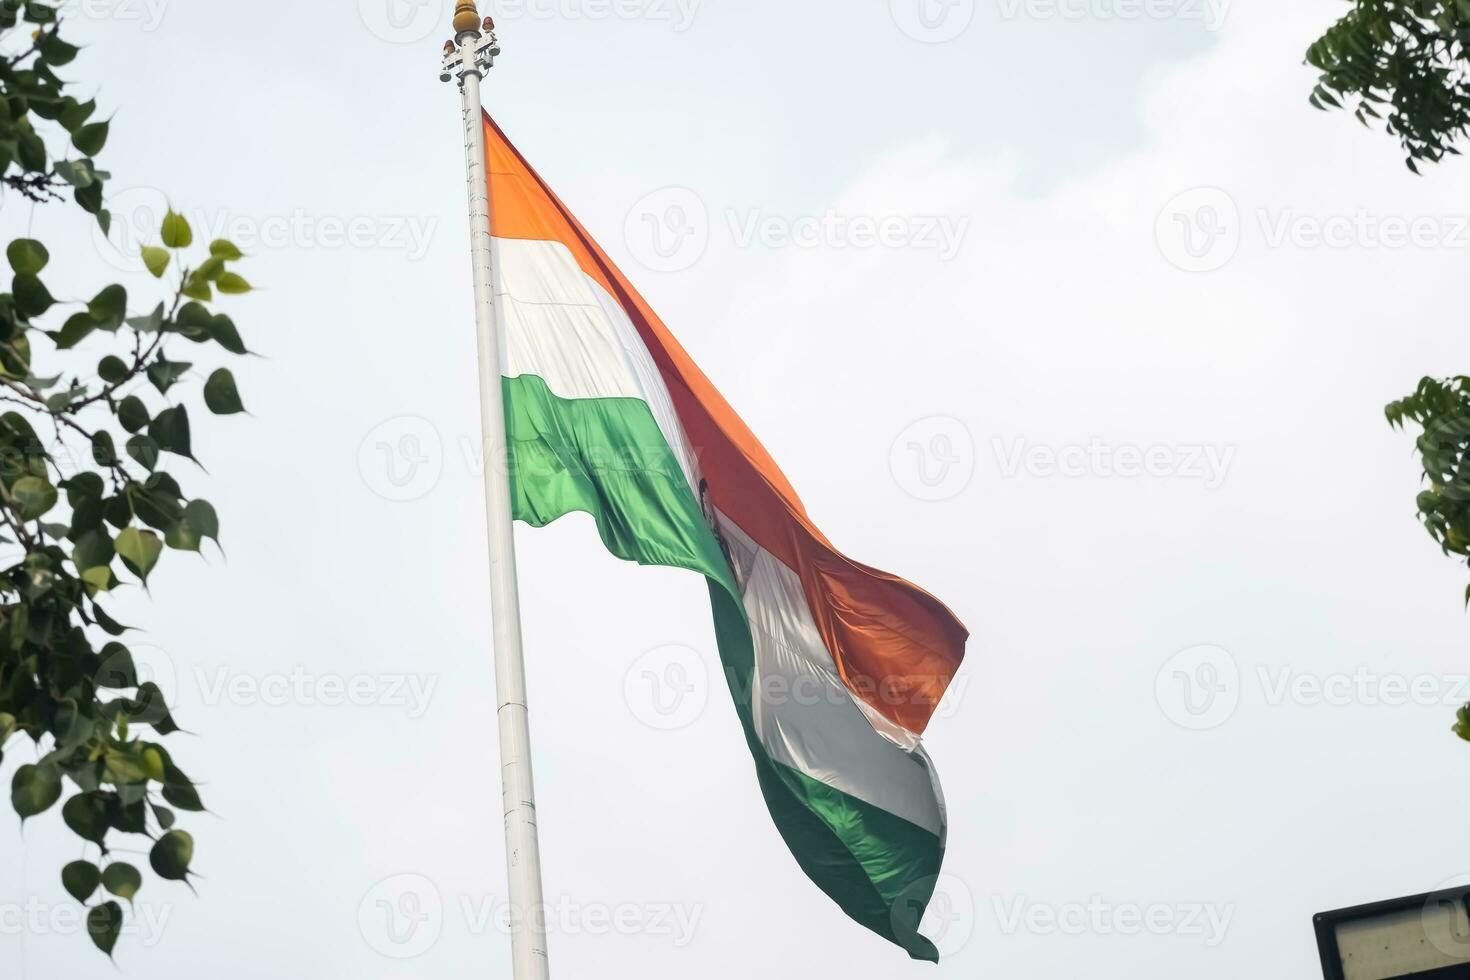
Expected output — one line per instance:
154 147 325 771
62 860 101 903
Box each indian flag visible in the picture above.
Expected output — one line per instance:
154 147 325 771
483 112 968 961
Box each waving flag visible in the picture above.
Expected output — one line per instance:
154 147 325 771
483 112 968 960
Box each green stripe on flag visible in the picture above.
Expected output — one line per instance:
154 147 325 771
503 373 946 960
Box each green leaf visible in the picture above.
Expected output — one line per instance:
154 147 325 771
166 499 219 552
92 603 130 636
98 355 128 383
72 119 109 157
62 860 101 903
91 431 117 467
161 209 193 249
88 284 127 330
142 246 169 279
6 239 48 275
134 475 184 530
146 357 190 394
13 272 54 317
133 682 179 735
39 33 79 66
195 255 225 281
11 475 57 520
87 901 122 957
115 527 162 581
44 386 85 413
128 302 165 334
72 527 114 571
54 159 96 188
174 302 211 338
204 368 244 415
81 565 115 593
206 314 247 354
58 98 97 131
149 405 192 459
103 493 132 529
126 434 160 471
94 642 136 688
71 119 109 157
149 829 194 881
62 792 107 843
216 272 252 295
101 862 142 902
55 312 96 349
104 748 149 785
16 127 45 171
118 395 150 434
76 182 105 219
209 239 243 260
25 2 59 24
180 276 211 302
161 779 203 812
11 763 61 819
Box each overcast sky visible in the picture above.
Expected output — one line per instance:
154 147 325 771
4 0 1470 977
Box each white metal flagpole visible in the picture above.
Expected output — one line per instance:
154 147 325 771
440 5 552 978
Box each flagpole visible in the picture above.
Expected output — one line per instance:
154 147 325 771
441 5 552 978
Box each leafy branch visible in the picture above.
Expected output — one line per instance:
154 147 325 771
1307 0 1470 171
0 0 256 958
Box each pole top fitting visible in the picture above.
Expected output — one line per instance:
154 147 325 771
453 0 481 34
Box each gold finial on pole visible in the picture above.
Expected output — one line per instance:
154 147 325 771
453 0 481 35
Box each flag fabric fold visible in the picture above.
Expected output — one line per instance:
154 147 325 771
482 112 968 960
